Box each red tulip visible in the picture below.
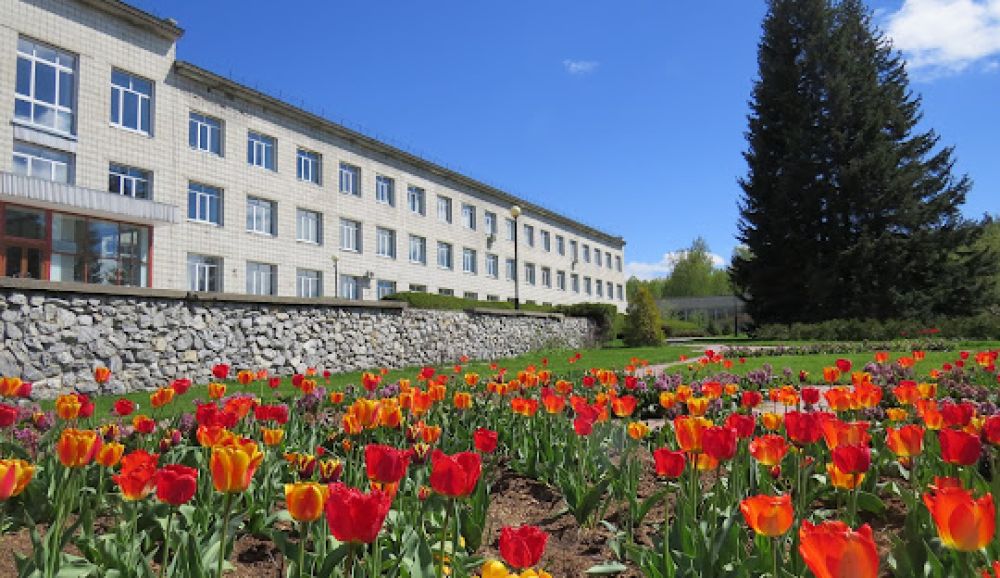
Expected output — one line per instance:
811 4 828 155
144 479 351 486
985 416 1000 446
155 464 198 505
831 444 871 474
939 428 982 466
473 428 498 454
652 448 686 478
212 364 230 379
725 414 756 439
112 450 159 501
941 402 975 428
170 378 192 395
740 494 794 537
499 525 549 569
429 450 481 497
0 404 18 428
113 398 135 417
801 387 820 405
702 426 738 461
740 391 763 409
835 359 852 373
324 483 392 544
785 411 825 445
365 444 412 484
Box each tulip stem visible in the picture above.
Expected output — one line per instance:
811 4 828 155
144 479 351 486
772 537 779 578
159 508 174 578
344 542 356 578
437 504 452 578
217 493 233 578
297 521 307 578
662 487 671 572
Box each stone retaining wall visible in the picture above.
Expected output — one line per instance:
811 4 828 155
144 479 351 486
0 279 597 398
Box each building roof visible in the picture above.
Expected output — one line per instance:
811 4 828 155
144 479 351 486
172 61 626 249
78 0 183 40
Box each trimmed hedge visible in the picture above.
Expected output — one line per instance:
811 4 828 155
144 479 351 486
752 313 1000 341
663 318 706 338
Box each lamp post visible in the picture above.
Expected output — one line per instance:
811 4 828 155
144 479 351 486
331 255 339 298
510 205 522 310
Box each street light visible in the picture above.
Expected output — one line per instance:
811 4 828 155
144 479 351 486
510 205 522 310
330 255 339 298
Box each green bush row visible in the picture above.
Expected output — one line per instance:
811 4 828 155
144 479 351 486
752 313 1000 341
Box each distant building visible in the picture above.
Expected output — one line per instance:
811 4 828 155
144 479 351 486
0 0 627 310
660 295 747 334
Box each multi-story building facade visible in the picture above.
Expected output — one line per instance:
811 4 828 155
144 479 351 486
0 0 627 310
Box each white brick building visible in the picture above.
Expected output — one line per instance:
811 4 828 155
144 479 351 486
0 0 627 310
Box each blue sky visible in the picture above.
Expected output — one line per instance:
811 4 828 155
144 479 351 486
132 0 1000 279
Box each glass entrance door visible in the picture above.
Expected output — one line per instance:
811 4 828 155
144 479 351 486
3 244 43 279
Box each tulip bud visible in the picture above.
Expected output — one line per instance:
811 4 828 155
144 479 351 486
770 465 781 479
418 485 432 501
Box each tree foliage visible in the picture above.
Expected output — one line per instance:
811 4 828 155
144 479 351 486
731 0 991 324
623 286 664 346
627 237 730 300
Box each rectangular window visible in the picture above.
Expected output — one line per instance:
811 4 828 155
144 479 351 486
15 38 76 134
541 230 551 252
463 291 478 300
247 262 276 295
505 218 516 241
484 211 497 236
556 235 565 256
505 258 516 281
617 284 624 301
607 280 614 298
376 280 396 300
296 209 322 244
407 186 425 215
108 163 151 200
605 252 612 269
376 175 395 206
297 149 321 184
437 196 452 223
541 267 551 288
339 163 360 196
187 182 222 225
188 254 221 292
584 276 592 295
596 280 603 297
247 131 275 170
340 219 361 252
485 253 499 278
48 213 150 287
570 240 578 261
246 197 276 236
556 271 566 291
616 255 623 272
487 294 499 302
13 142 72 183
461 204 476 230
340 276 360 300
571 273 580 293
409 235 427 264
595 250 603 267
523 224 535 247
110 69 152 134
524 263 536 285
297 269 322 298
189 112 222 155
409 283 427 292
376 227 396 258
437 242 453 269
462 248 477 274
438 288 454 296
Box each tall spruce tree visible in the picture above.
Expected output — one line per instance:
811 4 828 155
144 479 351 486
732 0 989 324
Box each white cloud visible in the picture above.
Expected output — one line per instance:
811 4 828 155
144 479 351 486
625 251 726 281
562 59 599 75
885 0 1000 75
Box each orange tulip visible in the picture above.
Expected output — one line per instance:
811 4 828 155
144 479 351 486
237 370 254 385
285 481 328 522
93 366 111 384
542 393 566 414
885 408 908 422
150 387 176 408
96 441 125 467
827 463 865 490
821 419 870 450
0 459 35 499
658 391 676 410
761 412 782 431
798 520 878 578
695 453 719 471
342 414 363 436
822 367 842 384
923 486 995 551
749 435 788 467
674 416 711 453
197 425 235 447
740 494 794 537
329 391 345 404
687 397 709 417
375 399 403 428
56 428 102 468
262 428 285 446
210 438 264 493
112 450 159 501
208 382 226 400
627 421 649 440
464 373 480 387
55 394 82 421
885 425 924 458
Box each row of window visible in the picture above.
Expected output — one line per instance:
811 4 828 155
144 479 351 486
186 253 625 302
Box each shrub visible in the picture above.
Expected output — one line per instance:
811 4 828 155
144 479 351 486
554 303 619 344
663 318 705 338
622 287 664 346
752 313 1000 341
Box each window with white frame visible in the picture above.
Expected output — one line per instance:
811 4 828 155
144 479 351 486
487 294 499 302
523 224 535 247
108 163 150 199
596 280 603 297
571 273 580 293
484 211 497 236
540 230 550 252
438 288 454 296
376 175 395 206
339 163 360 196
461 204 476 230
247 131 275 170
297 149 321 184
486 253 499 278
15 38 76 134
246 262 276 295
583 244 591 263
505 258 516 281
340 219 361 252
605 252 612 269
340 276 360 300
437 242 453 269
584 276 592 295
296 209 321 244
556 270 566 291
607 281 614 298
409 235 427 264
524 263 536 285
187 182 222 225
595 250 602 267
376 280 396 300
376 227 396 259
616 255 623 272
617 284 624 300
556 235 565 256
570 240 578 261
505 218 516 241
437 196 452 224
189 112 222 155
408 186 425 215
247 197 276 236
110 69 152 134
463 291 478 300
13 142 72 183
297 269 322 297
541 267 551 288
409 283 427 292
462 248 477 274
188 254 221 292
